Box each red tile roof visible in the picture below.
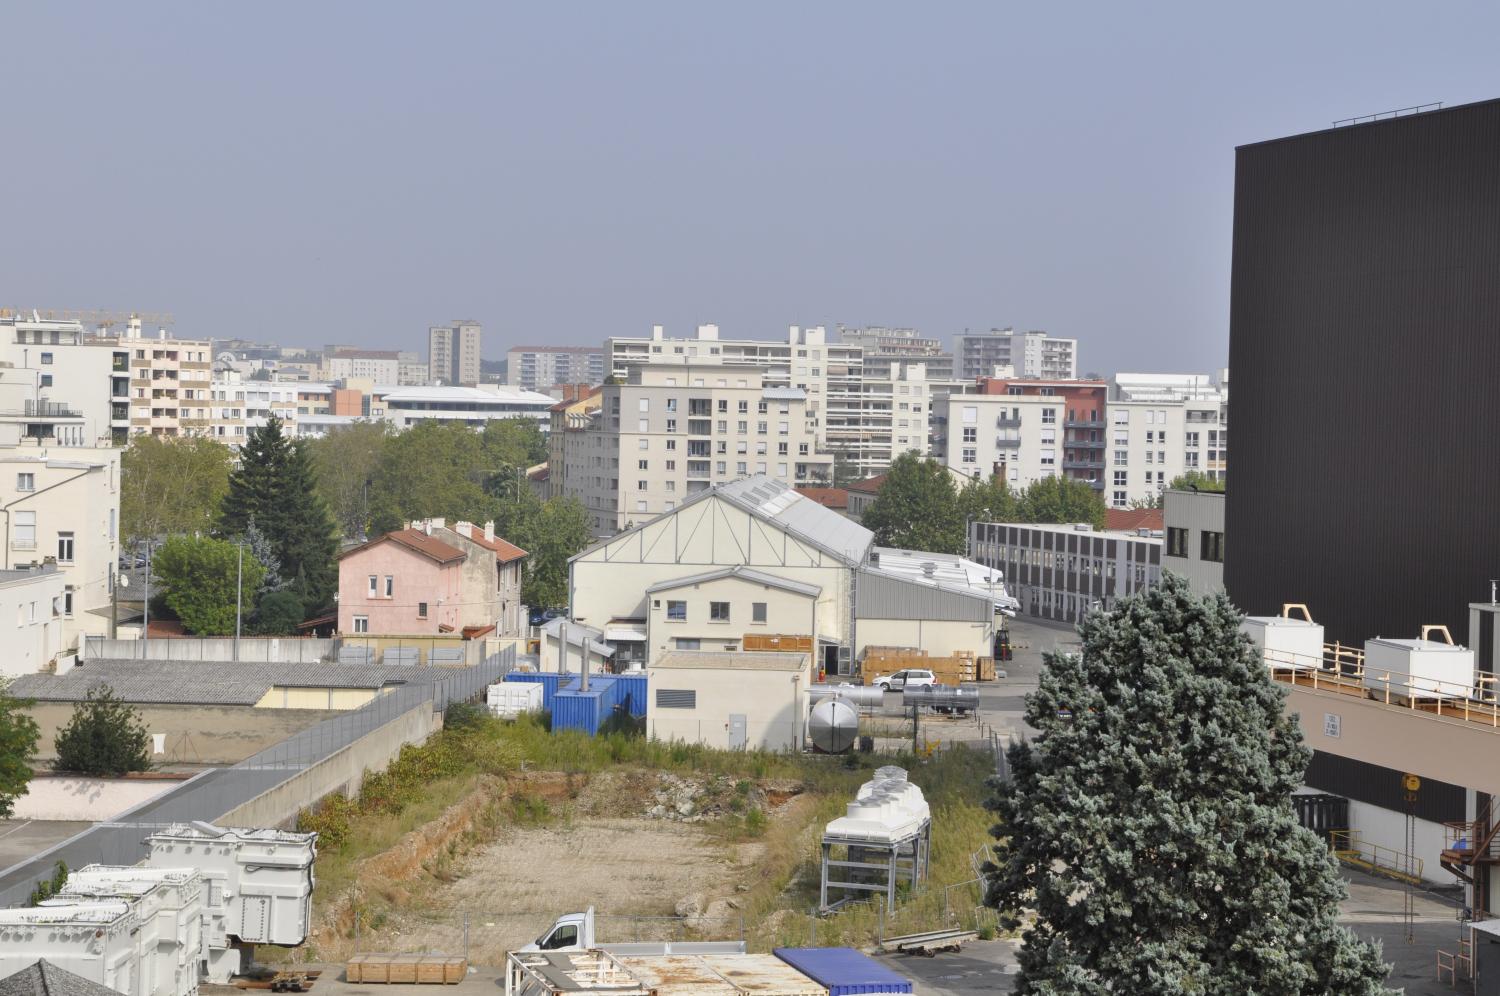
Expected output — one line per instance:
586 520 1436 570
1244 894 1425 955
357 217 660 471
461 529 528 562
1105 507 1164 533
339 528 467 565
796 487 849 510
848 473 888 495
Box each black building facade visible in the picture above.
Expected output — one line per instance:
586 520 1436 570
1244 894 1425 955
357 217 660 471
1226 99 1500 645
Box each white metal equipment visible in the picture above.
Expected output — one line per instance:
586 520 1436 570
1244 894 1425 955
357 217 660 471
487 681 544 718
0 903 140 995
1241 603 1325 672
144 823 317 983
1363 627 1476 702
49 866 205 996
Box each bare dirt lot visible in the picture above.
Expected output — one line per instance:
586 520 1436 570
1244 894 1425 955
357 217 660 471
323 770 816 963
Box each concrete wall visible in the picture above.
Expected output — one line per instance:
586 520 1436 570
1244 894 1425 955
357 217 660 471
1163 489 1225 596
216 701 438 828
81 636 336 663
253 686 389 710
647 661 810 751
12 774 182 821
24 702 338 765
339 633 481 667
646 575 817 664
856 617 992 660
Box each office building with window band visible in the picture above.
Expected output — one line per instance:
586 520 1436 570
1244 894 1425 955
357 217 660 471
970 520 1162 625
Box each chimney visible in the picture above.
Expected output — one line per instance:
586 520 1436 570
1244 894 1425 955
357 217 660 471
484 520 495 542
651 324 664 341
455 521 472 538
422 519 432 536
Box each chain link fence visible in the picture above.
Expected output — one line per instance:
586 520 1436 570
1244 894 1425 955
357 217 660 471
0 649 516 908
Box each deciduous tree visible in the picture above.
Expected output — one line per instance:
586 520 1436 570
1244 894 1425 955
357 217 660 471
367 421 499 532
52 685 151 777
957 473 1019 530
1016 475 1106 528
984 574 1393 995
120 436 234 546
152 534 266 635
860 453 964 554
1168 470 1226 493
306 420 390 540
0 681 40 819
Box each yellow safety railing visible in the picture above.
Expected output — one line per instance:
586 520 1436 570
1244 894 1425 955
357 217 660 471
1261 652 1500 729
1329 830 1424 885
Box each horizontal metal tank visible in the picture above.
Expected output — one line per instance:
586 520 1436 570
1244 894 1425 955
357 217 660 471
807 683 886 708
809 699 859 754
901 684 978 713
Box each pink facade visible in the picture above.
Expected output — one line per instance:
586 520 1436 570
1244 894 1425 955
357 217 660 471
337 531 465 636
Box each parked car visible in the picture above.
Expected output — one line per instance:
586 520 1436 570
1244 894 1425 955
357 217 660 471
528 607 566 627
872 668 937 691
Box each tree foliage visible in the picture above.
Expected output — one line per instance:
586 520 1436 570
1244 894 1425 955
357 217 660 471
984 574 1392 995
957 473 1019 527
306 420 390 540
219 417 339 614
0 681 40 819
861 453 965 554
152 534 267 635
252 590 307 636
366 421 498 534
507 494 593 608
1016 474 1107 528
1168 470 1226 493
52 685 151 777
120 436 234 546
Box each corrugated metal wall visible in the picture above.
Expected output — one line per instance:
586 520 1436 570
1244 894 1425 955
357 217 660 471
854 570 991 622
1227 99 1500 646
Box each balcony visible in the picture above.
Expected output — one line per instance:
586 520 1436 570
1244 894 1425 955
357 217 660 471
1063 457 1105 470
993 436 1021 448
1065 418 1105 429
995 416 1022 428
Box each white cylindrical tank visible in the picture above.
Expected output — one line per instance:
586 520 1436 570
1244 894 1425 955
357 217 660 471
808 699 858 754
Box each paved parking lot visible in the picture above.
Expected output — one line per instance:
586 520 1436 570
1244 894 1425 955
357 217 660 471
0 820 91 872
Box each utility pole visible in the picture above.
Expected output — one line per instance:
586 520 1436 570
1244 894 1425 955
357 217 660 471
142 541 151 658
234 542 244 661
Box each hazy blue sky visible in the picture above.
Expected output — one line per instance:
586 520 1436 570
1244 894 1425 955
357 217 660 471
4 3 1498 374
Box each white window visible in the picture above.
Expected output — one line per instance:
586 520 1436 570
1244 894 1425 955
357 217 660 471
962 448 976 463
1040 429 1056 445
638 438 649 450
709 601 730 622
777 463 788 477
637 480 647 489
638 398 649 412
962 427 976 442
962 406 977 424
1113 471 1127 486
639 460 648 470
14 512 35 549
63 587 74 617
384 575 393 597
1114 450 1128 464
752 602 767 624
1112 409 1129 425
353 615 369 633
638 419 649 432
368 574 378 596
636 500 647 512
1042 409 1057 424
57 532 74 563
1040 449 1056 466
16 473 34 492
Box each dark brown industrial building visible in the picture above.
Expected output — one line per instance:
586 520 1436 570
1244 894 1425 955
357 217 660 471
1226 98 1500 646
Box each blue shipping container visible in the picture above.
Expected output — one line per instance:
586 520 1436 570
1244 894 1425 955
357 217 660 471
772 948 914 996
614 674 648 718
503 672 565 712
552 687 608 736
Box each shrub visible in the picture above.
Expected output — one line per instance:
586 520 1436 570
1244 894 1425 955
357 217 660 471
444 702 487 732
252 590 305 636
53 685 150 776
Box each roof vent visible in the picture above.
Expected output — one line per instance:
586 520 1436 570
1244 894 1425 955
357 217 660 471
1073 522 1092 532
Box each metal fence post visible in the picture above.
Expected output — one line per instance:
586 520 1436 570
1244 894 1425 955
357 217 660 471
464 913 470 965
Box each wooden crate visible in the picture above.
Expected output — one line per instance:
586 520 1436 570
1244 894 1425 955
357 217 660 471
354 955 393 984
388 955 423 984
417 957 467 984
346 955 368 984
743 633 814 652
977 656 996 681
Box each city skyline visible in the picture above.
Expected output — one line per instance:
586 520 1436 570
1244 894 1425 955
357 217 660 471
4 3 1498 375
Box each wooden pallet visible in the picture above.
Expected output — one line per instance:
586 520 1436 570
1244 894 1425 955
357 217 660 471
347 955 466 985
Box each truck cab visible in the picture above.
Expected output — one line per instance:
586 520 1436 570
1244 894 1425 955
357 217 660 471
524 909 593 952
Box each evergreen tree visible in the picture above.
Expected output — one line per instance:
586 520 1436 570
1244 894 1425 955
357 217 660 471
860 452 964 554
53 685 151 777
220 417 339 614
984 574 1393 995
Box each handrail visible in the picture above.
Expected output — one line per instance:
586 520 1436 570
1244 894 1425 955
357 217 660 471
1281 603 1313 623
1261 648 1500 730
1329 829 1423 883
1422 624 1456 646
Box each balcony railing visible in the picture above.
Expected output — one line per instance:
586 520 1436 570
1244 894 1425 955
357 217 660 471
1065 418 1105 428
1063 458 1105 470
995 416 1022 428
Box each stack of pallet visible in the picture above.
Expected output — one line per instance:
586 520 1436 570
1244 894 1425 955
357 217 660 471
346 954 467 985
742 633 814 652
862 647 981 687
976 656 998 681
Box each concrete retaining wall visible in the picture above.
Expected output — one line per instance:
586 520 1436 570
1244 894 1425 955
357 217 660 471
12 775 184 821
215 703 440 828
24 703 340 765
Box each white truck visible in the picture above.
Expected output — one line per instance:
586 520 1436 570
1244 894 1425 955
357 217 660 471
521 907 746 955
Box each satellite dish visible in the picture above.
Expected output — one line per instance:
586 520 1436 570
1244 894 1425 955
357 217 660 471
118 575 130 589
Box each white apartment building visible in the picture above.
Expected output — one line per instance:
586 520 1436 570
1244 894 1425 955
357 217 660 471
323 350 401 382
1104 398 1227 508
557 364 833 536
1109 372 1225 402
954 329 1078 380
378 384 554 430
505 345 605 392
0 563 67 677
945 393 1104 491
0 314 131 445
0 442 121 652
608 324 927 477
205 376 308 445
396 351 429 386
429 321 482 386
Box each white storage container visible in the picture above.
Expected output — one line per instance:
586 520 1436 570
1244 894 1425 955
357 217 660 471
1363 632 1475 701
487 681 543 718
0 902 140 995
1241 608 1325 672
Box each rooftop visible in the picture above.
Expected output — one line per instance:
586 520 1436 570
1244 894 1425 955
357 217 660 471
6 659 423 706
645 566 822 599
653 650 810 672
716 476 874 565
341 527 467 565
794 487 848 510
1104 507 1165 533
0 960 121 996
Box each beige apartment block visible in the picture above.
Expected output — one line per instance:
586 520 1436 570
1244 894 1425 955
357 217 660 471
0 442 121 654
607 324 927 479
557 363 832 536
429 321 482 386
1104 397 1227 508
945 392 1084 491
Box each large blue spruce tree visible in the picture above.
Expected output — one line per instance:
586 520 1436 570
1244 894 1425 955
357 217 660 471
984 573 1393 994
